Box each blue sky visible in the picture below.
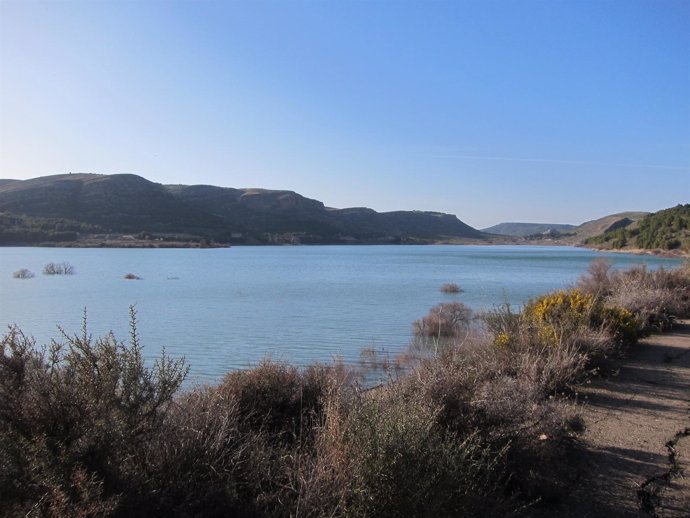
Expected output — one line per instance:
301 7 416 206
1 0 688 229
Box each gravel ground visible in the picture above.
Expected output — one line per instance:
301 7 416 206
548 320 690 517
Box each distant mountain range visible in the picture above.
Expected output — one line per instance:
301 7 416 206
481 222 577 237
0 173 484 245
483 212 651 242
1 173 685 253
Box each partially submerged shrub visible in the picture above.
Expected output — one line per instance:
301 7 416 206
12 268 34 279
413 302 473 338
43 261 75 275
123 273 141 280
440 282 463 293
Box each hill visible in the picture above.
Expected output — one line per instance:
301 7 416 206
584 204 690 252
481 222 576 237
506 212 649 245
0 174 225 236
0 173 484 245
567 211 649 243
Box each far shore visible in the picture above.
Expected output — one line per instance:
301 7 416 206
581 245 690 259
1 234 688 258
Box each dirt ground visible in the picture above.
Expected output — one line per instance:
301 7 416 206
553 320 690 517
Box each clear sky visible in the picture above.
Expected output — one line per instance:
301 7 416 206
1 0 688 229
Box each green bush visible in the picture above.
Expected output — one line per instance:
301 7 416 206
344 392 512 518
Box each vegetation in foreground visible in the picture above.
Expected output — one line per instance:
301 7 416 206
1 261 689 517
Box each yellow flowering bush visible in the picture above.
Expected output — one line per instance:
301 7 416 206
526 289 595 326
492 288 645 350
596 306 645 346
493 332 512 349
522 289 595 346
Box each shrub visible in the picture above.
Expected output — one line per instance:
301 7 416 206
344 389 512 517
400 340 583 505
525 290 595 328
595 306 644 346
135 387 261 516
43 261 75 275
576 258 613 297
579 261 690 332
481 297 617 385
12 268 35 279
218 360 335 443
440 282 463 293
413 302 473 338
0 309 187 516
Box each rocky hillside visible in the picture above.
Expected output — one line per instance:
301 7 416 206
0 173 484 245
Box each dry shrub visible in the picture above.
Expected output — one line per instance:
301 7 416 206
136 387 262 516
217 360 354 444
413 302 472 338
483 296 622 380
580 261 690 331
400 340 582 505
577 258 613 297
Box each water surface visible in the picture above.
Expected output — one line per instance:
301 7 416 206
0 245 681 384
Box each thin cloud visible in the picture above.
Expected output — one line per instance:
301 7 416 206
429 153 690 171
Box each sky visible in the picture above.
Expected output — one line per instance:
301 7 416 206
0 0 688 229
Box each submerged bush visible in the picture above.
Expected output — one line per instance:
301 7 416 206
440 282 463 293
12 268 34 279
43 261 75 275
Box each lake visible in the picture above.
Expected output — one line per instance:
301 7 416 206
0 245 682 385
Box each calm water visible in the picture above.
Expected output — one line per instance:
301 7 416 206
0 245 681 384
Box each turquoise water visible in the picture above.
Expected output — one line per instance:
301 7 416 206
0 245 682 384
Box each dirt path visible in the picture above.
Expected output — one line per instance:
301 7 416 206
557 320 690 517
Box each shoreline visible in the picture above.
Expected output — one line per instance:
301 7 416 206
581 245 690 259
1 237 688 258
